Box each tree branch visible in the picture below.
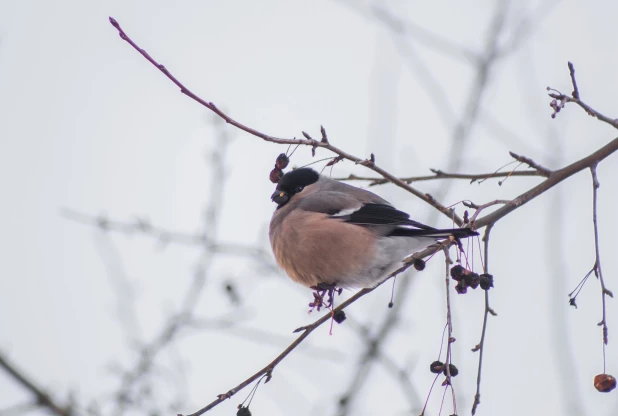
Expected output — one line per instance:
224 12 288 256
471 224 496 415
107 17 461 225
473 135 618 229
334 168 545 186
548 68 618 131
590 165 613 373
0 353 73 416
442 248 458 415
508 151 553 176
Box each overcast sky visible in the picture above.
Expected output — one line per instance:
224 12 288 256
1 1 618 416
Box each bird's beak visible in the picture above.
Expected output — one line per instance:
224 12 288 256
271 190 289 205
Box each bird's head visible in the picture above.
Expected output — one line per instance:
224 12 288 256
271 168 320 207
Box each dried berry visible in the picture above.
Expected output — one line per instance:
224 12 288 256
430 360 444 374
443 363 459 377
455 281 468 294
269 167 283 184
413 258 426 271
479 273 494 290
465 272 480 289
333 310 346 324
594 373 617 393
237 406 252 416
275 153 289 170
450 265 465 281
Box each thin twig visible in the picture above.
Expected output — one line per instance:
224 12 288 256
108 20 618 234
508 151 553 177
568 61 580 100
547 63 618 129
334 169 544 185
443 248 457 415
471 223 496 415
590 165 613 372
464 200 510 224
107 17 461 225
474 136 618 228
0 353 73 416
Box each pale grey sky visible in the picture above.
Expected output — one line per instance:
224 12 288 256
1 1 618 415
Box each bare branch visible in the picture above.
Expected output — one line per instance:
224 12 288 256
335 168 545 186
508 151 553 176
0 353 73 416
568 61 580 100
442 248 458 415
471 224 496 415
590 165 613 372
465 200 509 224
548 63 618 130
473 135 618 228
107 17 461 225
552 94 618 129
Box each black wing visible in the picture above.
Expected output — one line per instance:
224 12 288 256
335 203 478 238
389 227 478 239
334 203 436 231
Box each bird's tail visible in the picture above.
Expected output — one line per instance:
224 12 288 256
388 227 478 239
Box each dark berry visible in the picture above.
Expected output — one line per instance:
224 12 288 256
465 272 480 289
413 258 426 271
237 406 252 416
450 265 465 281
479 273 494 290
430 360 444 374
333 310 346 324
594 373 617 392
275 153 289 170
269 167 283 183
455 281 468 294
443 364 459 377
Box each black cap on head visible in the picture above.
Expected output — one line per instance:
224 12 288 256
271 168 320 207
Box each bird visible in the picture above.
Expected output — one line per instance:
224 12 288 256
269 168 478 289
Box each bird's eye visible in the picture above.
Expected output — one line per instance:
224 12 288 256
295 186 304 193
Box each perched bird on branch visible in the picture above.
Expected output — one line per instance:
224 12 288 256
269 168 477 289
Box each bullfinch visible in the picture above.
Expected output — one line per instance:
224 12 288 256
269 168 478 289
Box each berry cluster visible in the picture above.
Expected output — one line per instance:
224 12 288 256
430 360 459 377
269 153 289 183
450 265 493 294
